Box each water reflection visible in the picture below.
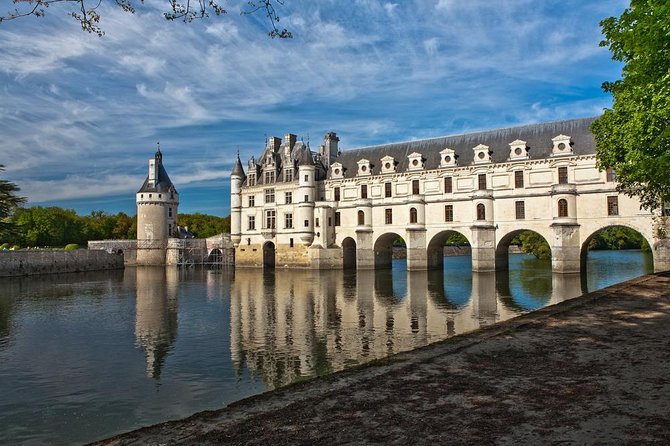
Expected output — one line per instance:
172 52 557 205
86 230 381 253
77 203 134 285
134 267 179 379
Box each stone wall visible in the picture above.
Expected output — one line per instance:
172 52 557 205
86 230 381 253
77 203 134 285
88 240 138 265
0 250 124 277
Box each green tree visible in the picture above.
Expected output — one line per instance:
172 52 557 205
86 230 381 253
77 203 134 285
0 0 291 38
14 206 83 247
0 165 26 241
82 210 117 241
591 2 670 211
514 231 551 260
112 212 136 239
178 213 229 238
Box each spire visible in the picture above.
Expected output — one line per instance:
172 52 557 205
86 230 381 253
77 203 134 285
297 146 315 166
231 154 246 177
155 142 163 163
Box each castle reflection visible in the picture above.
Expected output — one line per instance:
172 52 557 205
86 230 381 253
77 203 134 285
229 268 551 390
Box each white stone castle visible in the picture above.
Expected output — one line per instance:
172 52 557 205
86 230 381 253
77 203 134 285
230 117 670 273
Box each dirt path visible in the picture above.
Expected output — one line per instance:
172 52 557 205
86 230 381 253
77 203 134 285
98 273 670 445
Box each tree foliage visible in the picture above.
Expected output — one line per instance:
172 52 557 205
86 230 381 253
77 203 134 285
0 165 27 240
592 1 670 211
512 231 551 260
588 226 650 251
0 0 291 38
2 205 229 247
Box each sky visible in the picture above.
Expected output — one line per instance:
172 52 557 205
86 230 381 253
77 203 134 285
0 0 628 217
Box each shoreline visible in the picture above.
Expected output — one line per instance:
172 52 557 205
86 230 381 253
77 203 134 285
96 271 670 445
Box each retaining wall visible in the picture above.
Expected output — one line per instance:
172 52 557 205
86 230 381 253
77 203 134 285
0 250 124 277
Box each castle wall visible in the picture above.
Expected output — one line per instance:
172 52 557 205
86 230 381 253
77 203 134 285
0 250 124 277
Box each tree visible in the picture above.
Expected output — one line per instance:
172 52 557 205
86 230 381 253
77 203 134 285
513 231 551 260
0 0 291 38
591 2 670 211
0 165 26 241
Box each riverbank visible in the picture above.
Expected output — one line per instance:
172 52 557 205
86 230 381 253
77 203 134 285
98 272 670 445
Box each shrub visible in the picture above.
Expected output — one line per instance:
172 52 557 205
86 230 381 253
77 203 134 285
64 244 79 250
0 243 9 250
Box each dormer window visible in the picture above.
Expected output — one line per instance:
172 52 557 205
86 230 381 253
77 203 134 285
357 159 372 176
439 148 457 168
473 144 491 164
509 139 529 160
331 162 344 179
407 152 424 171
551 135 573 156
380 155 396 174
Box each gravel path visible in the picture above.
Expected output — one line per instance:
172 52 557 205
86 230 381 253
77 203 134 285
98 273 670 445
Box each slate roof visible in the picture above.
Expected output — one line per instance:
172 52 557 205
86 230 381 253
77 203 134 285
330 117 597 178
138 151 177 194
231 156 246 178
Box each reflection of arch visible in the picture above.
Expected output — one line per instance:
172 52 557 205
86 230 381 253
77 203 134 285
263 242 276 268
558 199 568 217
495 229 551 271
476 203 486 220
374 232 404 269
426 230 471 270
580 224 653 273
207 248 223 264
342 237 357 269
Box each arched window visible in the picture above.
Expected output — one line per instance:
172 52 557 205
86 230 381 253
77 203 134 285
409 207 418 224
357 210 365 226
558 199 568 217
476 203 486 221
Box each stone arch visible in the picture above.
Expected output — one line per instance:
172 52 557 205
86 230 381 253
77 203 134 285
580 224 654 274
373 232 405 269
495 229 551 271
207 248 223 264
342 237 357 269
263 241 276 269
427 230 471 270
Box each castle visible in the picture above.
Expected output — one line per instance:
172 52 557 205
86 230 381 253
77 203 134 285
231 117 670 273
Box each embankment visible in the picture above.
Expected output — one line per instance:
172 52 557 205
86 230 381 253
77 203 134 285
0 250 124 277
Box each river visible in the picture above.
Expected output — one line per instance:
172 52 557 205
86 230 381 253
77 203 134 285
0 250 653 445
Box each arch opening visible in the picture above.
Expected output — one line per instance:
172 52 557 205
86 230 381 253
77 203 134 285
495 229 551 272
580 225 653 288
263 242 276 269
374 233 405 270
426 230 471 270
207 248 223 264
342 237 357 270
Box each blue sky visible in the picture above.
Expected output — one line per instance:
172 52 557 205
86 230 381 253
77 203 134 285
0 0 627 216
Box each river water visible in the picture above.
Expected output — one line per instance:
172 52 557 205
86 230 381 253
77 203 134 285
0 250 653 445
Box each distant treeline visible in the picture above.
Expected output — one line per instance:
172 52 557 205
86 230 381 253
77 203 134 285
2 206 230 248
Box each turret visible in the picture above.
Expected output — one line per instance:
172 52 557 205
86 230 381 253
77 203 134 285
230 154 246 246
320 132 339 169
296 147 315 245
136 147 179 265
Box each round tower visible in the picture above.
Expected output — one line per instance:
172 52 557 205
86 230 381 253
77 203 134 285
296 147 315 245
136 147 179 265
230 155 245 246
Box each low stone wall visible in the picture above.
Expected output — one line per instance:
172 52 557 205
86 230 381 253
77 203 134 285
0 249 124 277
88 240 138 265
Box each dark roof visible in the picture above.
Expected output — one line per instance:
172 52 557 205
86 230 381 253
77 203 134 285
138 160 177 193
296 145 315 166
231 156 246 178
331 117 597 178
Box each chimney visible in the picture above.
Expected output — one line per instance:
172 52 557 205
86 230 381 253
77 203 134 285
322 132 339 168
284 133 297 150
148 158 157 187
269 137 281 153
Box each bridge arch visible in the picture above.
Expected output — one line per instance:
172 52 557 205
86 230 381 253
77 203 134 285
342 237 357 269
207 248 223 264
427 230 471 270
580 223 653 274
495 229 551 271
262 241 276 269
373 232 405 269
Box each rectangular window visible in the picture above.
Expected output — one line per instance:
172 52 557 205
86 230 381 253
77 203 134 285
478 174 487 190
285 213 293 229
335 212 341 226
304 174 309 182
285 192 292 204
607 196 619 216
290 238 294 248
385 208 393 224
412 179 420 195
558 167 568 184
265 210 276 229
385 182 392 198
304 194 309 202
514 171 524 188
316 218 320 227
247 174 255 186
264 188 275 203
285 169 293 182
248 195 255 207
334 187 340 201
606 168 617 182
304 219 309 227
445 205 453 222
248 215 256 230
444 177 452 193
328 217 332 226
168 207 173 218
515 201 525 220
361 184 368 199
264 171 275 184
